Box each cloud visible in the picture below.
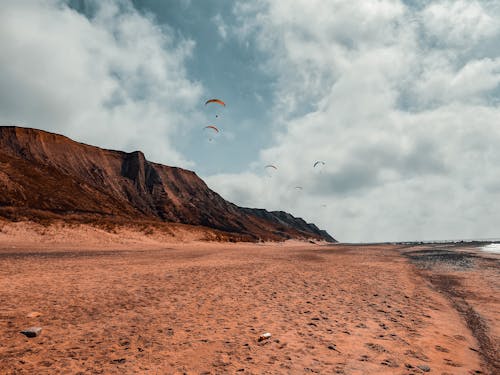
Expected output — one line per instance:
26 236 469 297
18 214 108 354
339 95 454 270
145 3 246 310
2 0 499 242
412 57 500 107
0 0 203 167
206 0 500 242
421 0 499 48
213 13 228 41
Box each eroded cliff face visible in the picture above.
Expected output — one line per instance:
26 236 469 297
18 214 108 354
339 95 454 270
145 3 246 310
0 126 335 242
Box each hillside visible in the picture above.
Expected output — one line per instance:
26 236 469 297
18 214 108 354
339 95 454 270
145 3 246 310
0 126 335 242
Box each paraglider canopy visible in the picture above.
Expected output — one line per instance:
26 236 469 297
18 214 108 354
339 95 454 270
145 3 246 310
314 161 326 168
203 125 219 142
264 164 278 177
204 125 219 133
205 98 226 107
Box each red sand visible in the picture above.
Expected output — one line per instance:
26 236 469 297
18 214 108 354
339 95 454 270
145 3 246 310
0 224 498 374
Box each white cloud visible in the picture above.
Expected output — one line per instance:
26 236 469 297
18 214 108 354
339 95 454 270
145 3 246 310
411 56 500 108
422 0 498 48
0 0 203 167
2 0 499 242
207 0 500 242
213 13 228 41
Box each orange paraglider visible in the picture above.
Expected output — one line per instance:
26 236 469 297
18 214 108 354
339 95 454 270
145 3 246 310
204 125 219 133
205 99 226 107
203 125 219 142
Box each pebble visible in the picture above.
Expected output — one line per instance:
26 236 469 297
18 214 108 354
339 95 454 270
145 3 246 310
26 311 42 318
258 332 272 342
417 364 430 372
328 344 341 353
20 327 42 338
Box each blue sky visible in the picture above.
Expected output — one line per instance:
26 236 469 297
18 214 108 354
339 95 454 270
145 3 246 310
128 0 278 174
1 0 500 242
68 0 276 175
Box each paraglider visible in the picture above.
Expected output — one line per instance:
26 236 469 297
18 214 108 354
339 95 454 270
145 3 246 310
314 161 326 175
205 99 226 107
295 186 303 190
203 125 219 142
205 98 225 119
264 164 277 177
204 125 219 133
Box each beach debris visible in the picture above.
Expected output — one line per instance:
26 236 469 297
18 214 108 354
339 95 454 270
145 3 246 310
417 364 430 372
26 311 42 318
20 327 42 338
328 344 341 353
258 332 272 342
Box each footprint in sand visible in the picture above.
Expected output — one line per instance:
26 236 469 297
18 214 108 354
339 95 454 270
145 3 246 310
444 358 462 367
435 345 449 352
365 342 387 353
404 349 429 361
380 358 399 368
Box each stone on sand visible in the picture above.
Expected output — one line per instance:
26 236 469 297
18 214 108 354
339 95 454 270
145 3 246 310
20 327 42 338
417 364 431 372
258 332 272 342
26 311 42 318
328 344 341 353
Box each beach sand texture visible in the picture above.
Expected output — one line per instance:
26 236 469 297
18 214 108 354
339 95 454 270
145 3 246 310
0 233 498 374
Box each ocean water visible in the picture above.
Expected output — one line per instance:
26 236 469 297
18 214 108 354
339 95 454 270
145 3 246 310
480 243 500 254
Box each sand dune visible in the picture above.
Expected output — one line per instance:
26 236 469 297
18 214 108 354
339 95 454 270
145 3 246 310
0 228 498 374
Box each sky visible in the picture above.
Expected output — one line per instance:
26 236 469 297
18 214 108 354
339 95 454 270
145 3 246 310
1 0 500 242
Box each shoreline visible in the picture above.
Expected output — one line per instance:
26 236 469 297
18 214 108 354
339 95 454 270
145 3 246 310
402 244 499 373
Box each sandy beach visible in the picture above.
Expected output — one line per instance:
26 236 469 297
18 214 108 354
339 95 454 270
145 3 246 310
0 227 498 374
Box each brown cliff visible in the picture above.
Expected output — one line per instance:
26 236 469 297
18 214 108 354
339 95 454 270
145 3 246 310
0 126 335 242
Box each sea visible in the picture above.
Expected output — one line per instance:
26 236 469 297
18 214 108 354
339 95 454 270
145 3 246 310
480 243 500 254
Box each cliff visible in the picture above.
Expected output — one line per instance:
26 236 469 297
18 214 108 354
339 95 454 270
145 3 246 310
0 126 335 242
